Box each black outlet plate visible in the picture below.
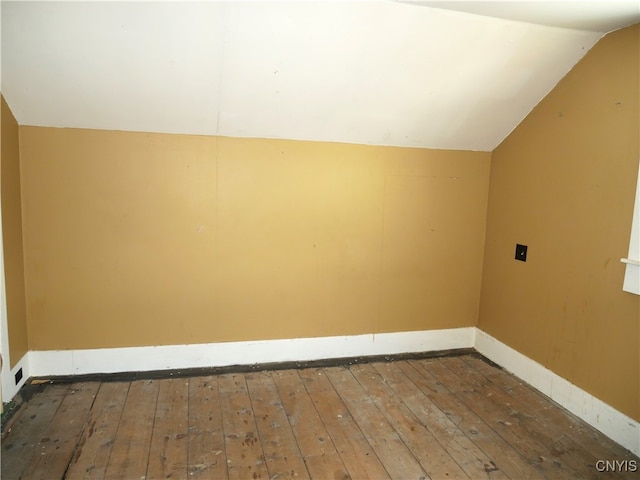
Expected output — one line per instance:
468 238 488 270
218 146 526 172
515 244 528 262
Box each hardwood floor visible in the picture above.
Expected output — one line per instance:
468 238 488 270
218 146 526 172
2 354 638 479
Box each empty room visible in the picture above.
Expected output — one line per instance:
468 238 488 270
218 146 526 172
1 1 639 479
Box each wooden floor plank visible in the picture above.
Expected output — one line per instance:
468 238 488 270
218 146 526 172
403 360 546 480
462 355 639 474
37 383 72 397
146 378 189 480
428 357 580 480
3 354 637 480
103 379 160 480
324 366 430 480
350 363 470 479
298 368 391 480
271 369 350 480
64 382 129 480
375 361 510 480
245 371 310 480
187 376 229 479
1 390 66 479
445 356 626 480
218 373 269 480
18 382 100 480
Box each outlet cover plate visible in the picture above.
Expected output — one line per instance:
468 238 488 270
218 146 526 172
515 244 528 262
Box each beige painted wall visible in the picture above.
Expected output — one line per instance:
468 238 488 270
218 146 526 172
479 25 640 421
18 128 490 350
1 96 29 368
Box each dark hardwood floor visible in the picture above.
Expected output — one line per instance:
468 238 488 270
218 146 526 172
2 354 638 479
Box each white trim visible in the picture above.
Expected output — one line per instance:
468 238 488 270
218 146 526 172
474 328 640 457
622 159 640 295
28 327 475 377
621 258 640 266
13 326 640 456
622 262 640 295
2 352 29 402
0 199 11 407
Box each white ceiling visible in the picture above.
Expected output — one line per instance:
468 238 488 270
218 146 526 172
1 1 638 151
402 1 640 32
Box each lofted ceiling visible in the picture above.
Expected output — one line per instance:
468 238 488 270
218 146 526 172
1 1 638 152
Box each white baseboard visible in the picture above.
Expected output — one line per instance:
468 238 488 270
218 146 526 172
17 326 640 457
28 327 475 377
474 329 640 458
2 352 30 402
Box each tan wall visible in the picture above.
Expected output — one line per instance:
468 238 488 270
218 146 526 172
479 25 640 421
1 96 29 368
18 128 490 350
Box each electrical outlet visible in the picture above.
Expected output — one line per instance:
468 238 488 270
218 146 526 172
515 244 528 262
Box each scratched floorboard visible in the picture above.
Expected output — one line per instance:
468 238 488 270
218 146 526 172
2 354 637 480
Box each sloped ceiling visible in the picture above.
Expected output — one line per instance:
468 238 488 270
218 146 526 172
1 1 638 151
